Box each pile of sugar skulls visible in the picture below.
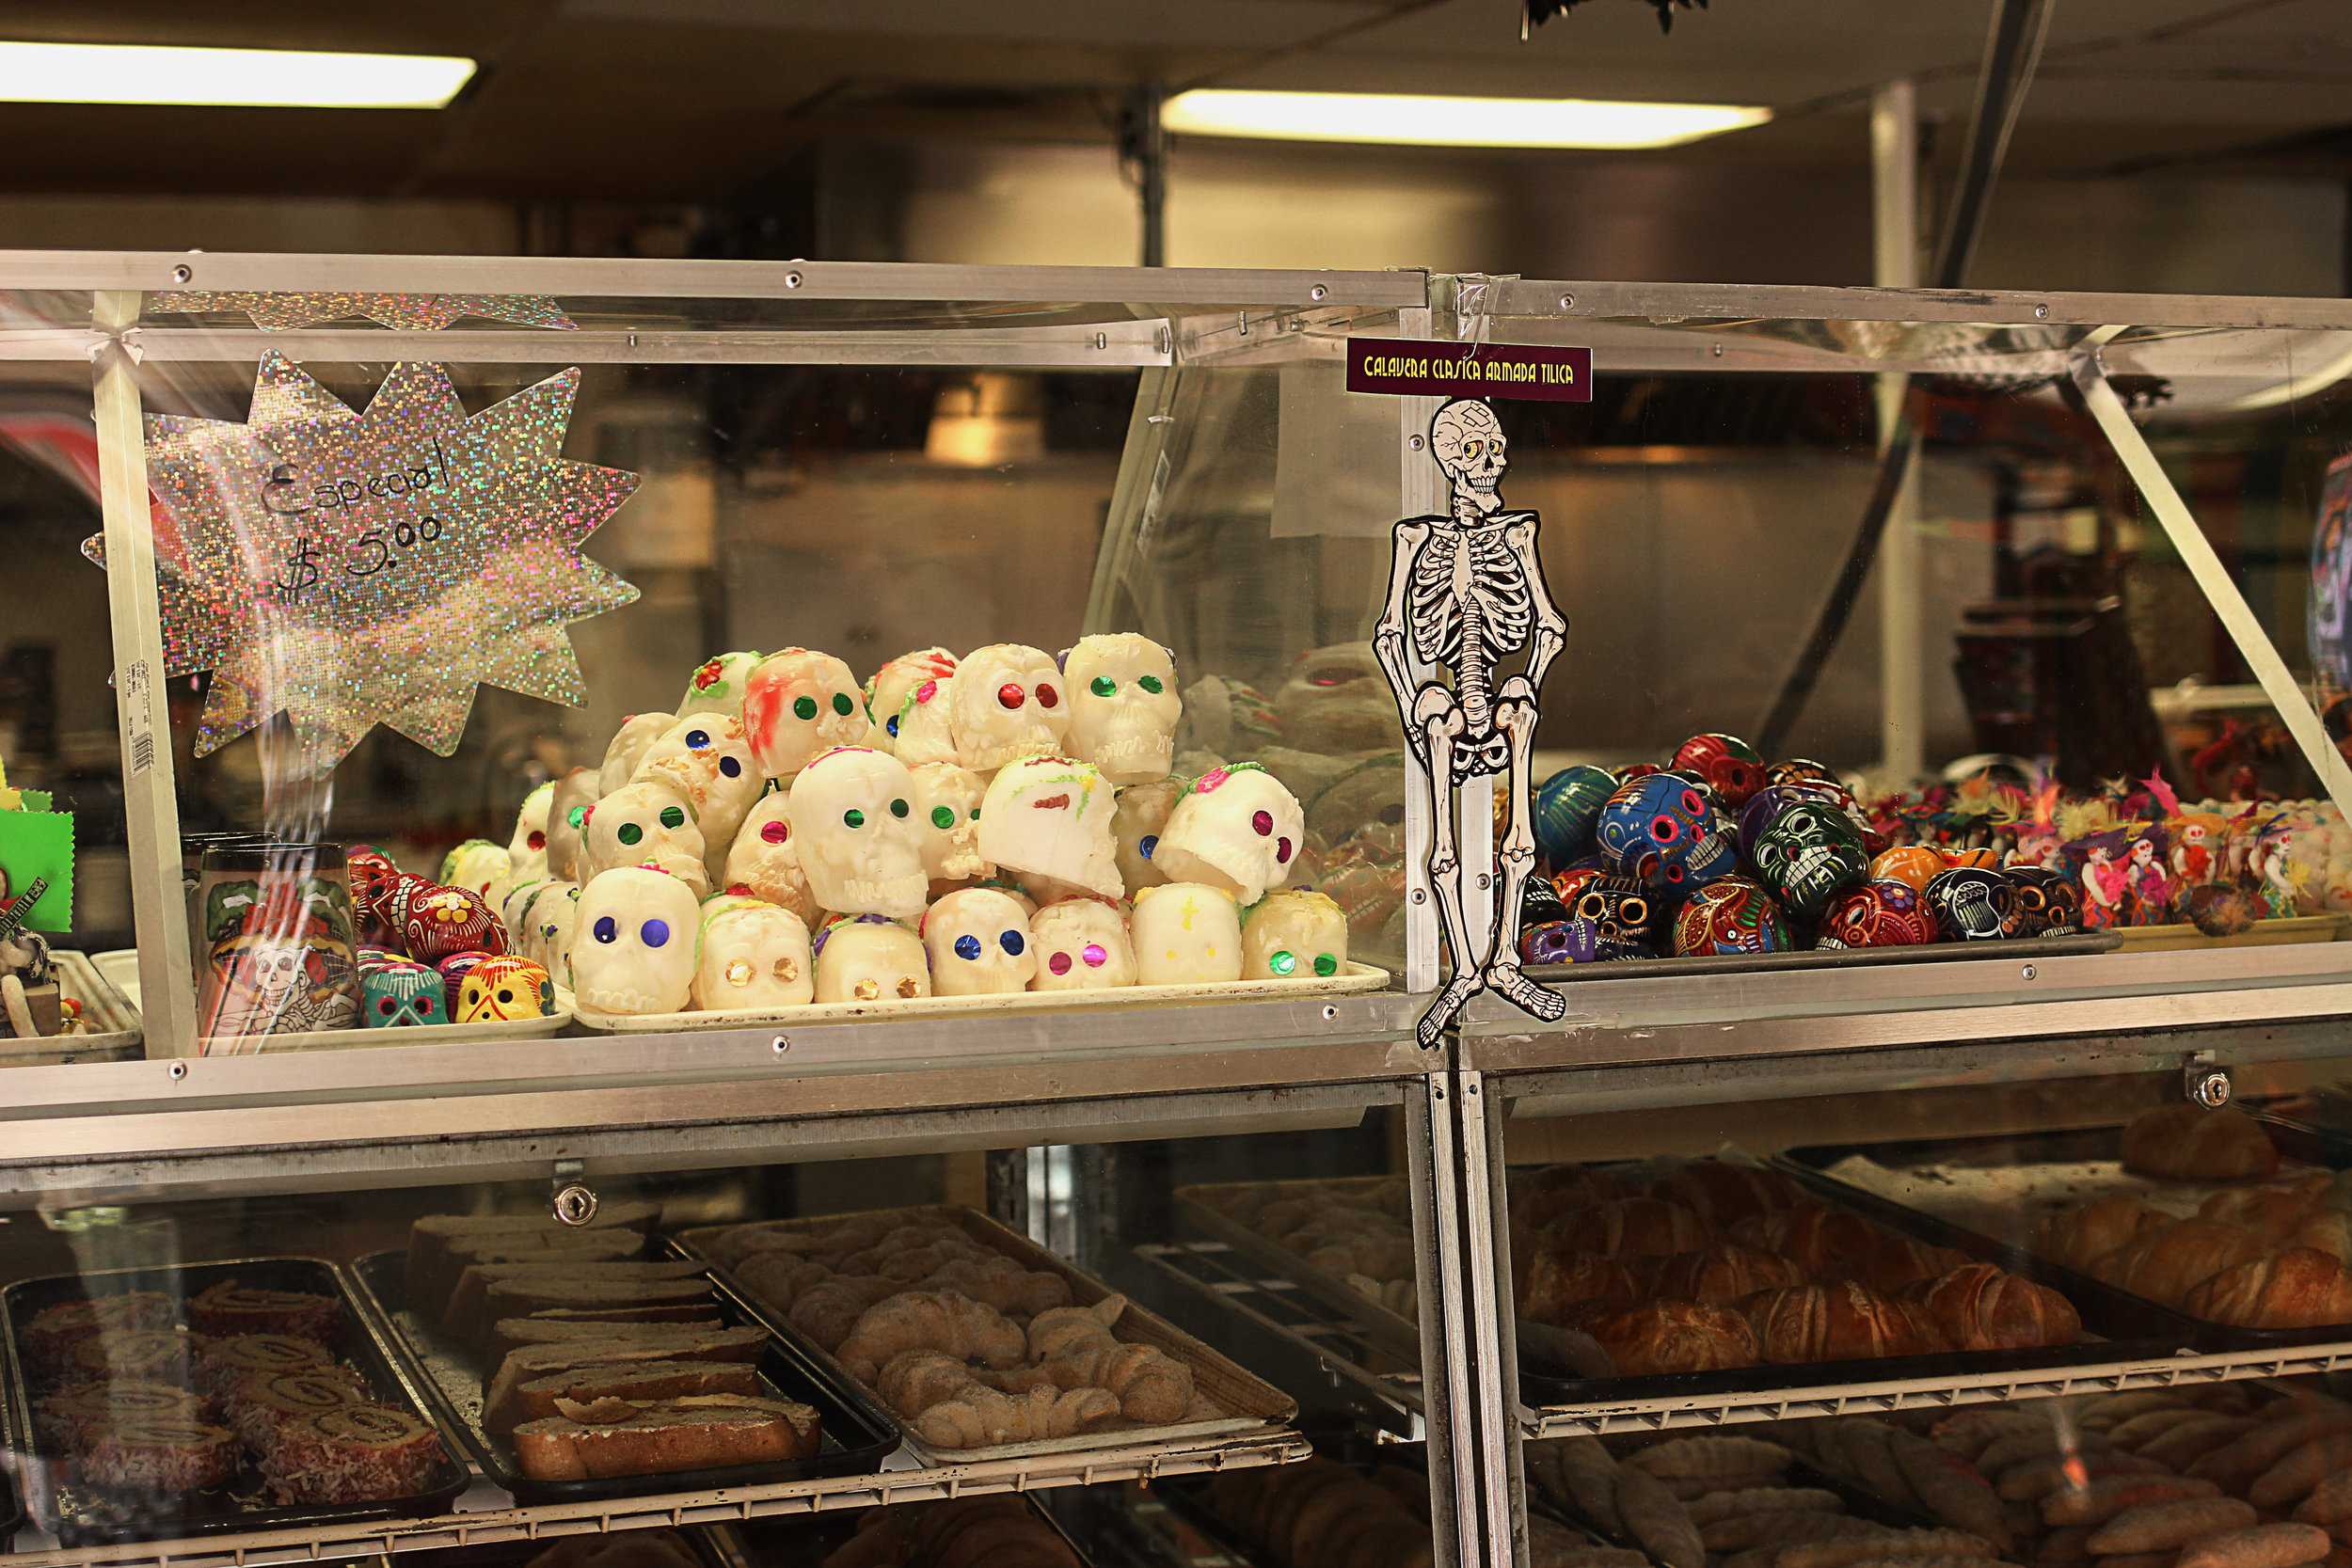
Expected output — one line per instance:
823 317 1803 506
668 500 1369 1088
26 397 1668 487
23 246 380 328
426 639 1387 1021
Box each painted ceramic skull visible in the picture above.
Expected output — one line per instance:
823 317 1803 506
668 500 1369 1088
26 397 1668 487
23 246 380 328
692 894 814 1010
404 885 508 963
1131 881 1243 985
813 916 930 1003
1745 800 1868 921
1152 763 1304 906
1925 865 2017 942
547 769 600 881
891 673 961 768
1241 890 1349 980
1670 733 1768 810
437 949 495 1015
977 756 1121 900
360 960 441 1027
569 866 700 1015
1114 779 1182 894
1431 398 1507 507
1669 877 1792 957
744 647 869 781
1534 765 1616 867
586 777 711 897
787 746 930 920
923 888 1038 996
866 647 959 749
1816 879 1938 949
910 761 991 886
678 651 761 720
598 711 675 798
2007 866 2083 937
949 644 1070 773
519 881 581 977
459 956 556 1022
1062 634 1180 784
1597 774 1738 895
723 797 821 927
1555 874 1661 962
507 781 555 879
1031 898 1137 990
635 715 764 853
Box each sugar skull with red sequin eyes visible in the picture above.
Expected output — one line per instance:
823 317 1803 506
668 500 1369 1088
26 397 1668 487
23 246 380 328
1670 733 1768 810
1031 897 1136 990
1595 773 1737 896
1815 879 1937 949
947 643 1071 773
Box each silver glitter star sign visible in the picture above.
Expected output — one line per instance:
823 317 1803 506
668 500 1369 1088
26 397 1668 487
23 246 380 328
87 353 639 774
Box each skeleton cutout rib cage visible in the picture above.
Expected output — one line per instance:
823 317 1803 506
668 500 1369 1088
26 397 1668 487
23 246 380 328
1375 398 1568 1045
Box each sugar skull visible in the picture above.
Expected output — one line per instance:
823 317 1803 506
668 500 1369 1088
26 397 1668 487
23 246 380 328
1671 734 1768 810
1152 763 1303 906
1747 800 1868 923
501 879 548 940
436 949 495 1015
923 887 1038 996
891 673 961 768
635 715 765 855
598 711 675 799
691 895 814 1010
1868 845 1947 893
1031 898 1137 990
1534 765 1616 868
360 959 442 1027
787 746 930 921
404 884 508 963
459 956 556 1022
1241 890 1349 980
1113 779 1183 894
547 769 600 882
2006 866 2083 938
1596 774 1737 895
977 755 1122 900
520 881 581 978
812 915 930 1004
743 647 869 782
1671 877 1792 957
440 839 512 908
949 643 1071 773
866 647 960 749
1132 882 1244 984
1063 634 1181 785
1816 880 1938 949
507 781 555 880
1924 865 2016 942
678 652 761 720
909 761 991 887
569 865 700 1015
586 777 710 897
1273 641 1395 752
723 797 820 927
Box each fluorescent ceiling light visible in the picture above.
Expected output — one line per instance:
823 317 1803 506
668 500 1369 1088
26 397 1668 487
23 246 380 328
0 40 476 109
1164 88 1770 150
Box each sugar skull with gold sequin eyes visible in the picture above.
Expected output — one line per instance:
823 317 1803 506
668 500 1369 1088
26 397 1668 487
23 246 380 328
691 895 813 1009
1241 889 1348 980
812 914 930 1004
743 647 869 783
1596 774 1736 895
459 955 556 1022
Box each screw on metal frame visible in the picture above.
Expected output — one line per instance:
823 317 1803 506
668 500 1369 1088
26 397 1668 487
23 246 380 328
167 1060 187 1081
1408 435 1424 451
1557 293 1574 309
2188 1067 2232 1108
2021 963 2036 980
170 264 192 284
785 271 803 289
771 1035 790 1053
1310 284 1328 301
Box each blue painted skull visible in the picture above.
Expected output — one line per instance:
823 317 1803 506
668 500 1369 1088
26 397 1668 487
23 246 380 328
1595 775 1736 895
360 960 442 1027
1746 801 1868 921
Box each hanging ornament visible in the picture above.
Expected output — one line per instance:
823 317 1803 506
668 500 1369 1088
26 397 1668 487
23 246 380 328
147 292 575 332
87 353 639 773
1523 0 1708 37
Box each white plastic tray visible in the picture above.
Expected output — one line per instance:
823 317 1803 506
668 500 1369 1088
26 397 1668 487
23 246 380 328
573 962 1391 1034
201 986 578 1054
0 949 145 1066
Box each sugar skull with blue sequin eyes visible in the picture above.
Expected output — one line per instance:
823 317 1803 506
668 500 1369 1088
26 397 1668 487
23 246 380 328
1595 774 1737 896
360 959 442 1027
923 887 1038 996
1747 800 1868 921
567 865 700 1016
633 713 765 861
865 647 959 748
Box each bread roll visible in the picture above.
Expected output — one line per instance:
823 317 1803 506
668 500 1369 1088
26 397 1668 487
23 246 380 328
2088 1218 2269 1306
1738 1281 1940 1364
2183 1248 2352 1330
2292 1210 2352 1264
2201 1185 2327 1243
2121 1104 2280 1181
1642 1244 1806 1307
1648 1162 1805 1227
2174 1523 2331 1568
1901 1264 2082 1351
1580 1301 1757 1376
1519 1250 1644 1326
2035 1196 2173 1272
1549 1198 1710 1259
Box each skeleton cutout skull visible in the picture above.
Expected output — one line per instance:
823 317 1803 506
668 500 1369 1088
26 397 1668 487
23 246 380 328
1431 399 1507 518
923 887 1036 996
787 746 930 921
950 644 1069 773
1062 634 1180 784
692 894 814 1009
814 916 930 1004
744 647 868 781
1031 897 1136 990
569 866 699 1016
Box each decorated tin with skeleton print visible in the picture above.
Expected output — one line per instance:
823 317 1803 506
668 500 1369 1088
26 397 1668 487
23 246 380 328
196 845 360 1040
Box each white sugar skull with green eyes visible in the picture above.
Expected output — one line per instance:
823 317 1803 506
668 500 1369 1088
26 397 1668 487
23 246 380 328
787 746 930 921
1064 634 1181 784
923 887 1037 996
744 647 869 782
908 761 992 886
597 710 675 798
1242 889 1349 981
634 714 764 853
586 777 710 897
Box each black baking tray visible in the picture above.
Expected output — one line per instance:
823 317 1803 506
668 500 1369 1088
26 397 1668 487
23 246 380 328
1783 1112 2352 1354
1526 930 2116 983
348 1243 898 1506
1508 1158 2204 1409
0 1256 469 1546
734 1491 1093 1564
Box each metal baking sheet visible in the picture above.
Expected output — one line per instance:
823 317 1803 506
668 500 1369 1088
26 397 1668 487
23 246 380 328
1781 1112 2348 1351
1172 1179 1422 1358
1505 1157 2201 1408
346 1245 897 1506
0 1255 468 1546
1526 931 2116 984
677 1203 1297 1466
205 987 578 1054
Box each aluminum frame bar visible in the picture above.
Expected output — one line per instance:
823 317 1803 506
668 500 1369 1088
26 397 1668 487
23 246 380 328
1477 280 2352 331
1409 1071 1483 1568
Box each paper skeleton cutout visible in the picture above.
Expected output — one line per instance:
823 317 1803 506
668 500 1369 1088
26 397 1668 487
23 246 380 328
1373 397 1568 1045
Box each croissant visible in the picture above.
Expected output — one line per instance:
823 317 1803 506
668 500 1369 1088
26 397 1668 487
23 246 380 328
2290 1209 2352 1264
1728 1204 1881 1276
2200 1185 2326 1243
993 1341 1194 1424
1649 1162 1806 1227
875 1349 980 1420
2088 1219 2269 1307
1739 1281 1941 1363
1900 1264 2081 1351
2181 1246 2352 1328
1548 1198 1710 1259
1306 1235 1419 1279
918 1257 1073 1319
2035 1196 2173 1271
2121 1104 2280 1181
837 1290 1026 1384
1578 1300 1758 1376
870 1238 996 1283
736 1251 832 1310
911 1382 1120 1449
1641 1244 1806 1306
787 1274 898 1349
1518 1249 1644 1324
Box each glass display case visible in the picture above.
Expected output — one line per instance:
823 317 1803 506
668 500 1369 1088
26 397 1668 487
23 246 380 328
7 259 2352 1568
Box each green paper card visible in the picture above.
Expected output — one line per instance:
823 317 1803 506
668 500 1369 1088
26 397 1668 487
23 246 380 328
0 810 74 934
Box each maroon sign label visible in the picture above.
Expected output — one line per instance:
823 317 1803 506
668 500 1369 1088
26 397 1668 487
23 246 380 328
1346 338 1592 403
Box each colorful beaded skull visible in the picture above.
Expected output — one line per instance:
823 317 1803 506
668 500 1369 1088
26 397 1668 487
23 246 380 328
435 949 495 1015
459 956 556 1022
1815 879 1938 949
1670 876 1792 957
1924 865 2017 941
1670 733 1768 810
1746 800 1869 921
360 959 441 1027
2005 866 2083 937
1595 774 1737 895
